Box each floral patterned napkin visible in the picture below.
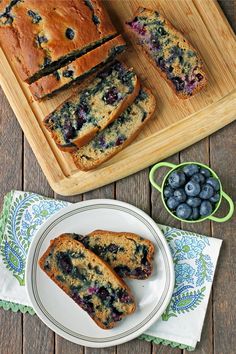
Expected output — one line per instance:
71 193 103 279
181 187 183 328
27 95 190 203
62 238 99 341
0 191 222 351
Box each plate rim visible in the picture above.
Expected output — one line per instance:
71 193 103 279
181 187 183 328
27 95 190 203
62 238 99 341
26 199 174 348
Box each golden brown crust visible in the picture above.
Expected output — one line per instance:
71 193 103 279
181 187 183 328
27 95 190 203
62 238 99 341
39 234 136 329
126 7 207 99
0 0 116 83
29 35 126 100
71 87 156 170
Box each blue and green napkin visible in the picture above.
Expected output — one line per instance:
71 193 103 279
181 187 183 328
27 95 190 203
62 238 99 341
0 191 222 351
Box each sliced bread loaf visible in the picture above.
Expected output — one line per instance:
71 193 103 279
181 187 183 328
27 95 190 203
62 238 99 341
39 234 136 329
44 61 140 151
126 8 207 98
71 87 156 170
72 230 155 279
29 35 126 100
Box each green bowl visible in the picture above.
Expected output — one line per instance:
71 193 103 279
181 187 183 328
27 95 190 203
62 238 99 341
149 161 234 223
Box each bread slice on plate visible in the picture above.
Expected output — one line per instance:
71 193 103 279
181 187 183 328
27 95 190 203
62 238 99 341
71 87 156 170
29 35 126 100
71 230 155 279
126 8 207 99
44 61 140 151
39 234 136 329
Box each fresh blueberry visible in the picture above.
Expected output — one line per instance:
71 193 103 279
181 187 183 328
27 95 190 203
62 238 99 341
183 164 199 177
186 197 201 207
65 28 75 40
200 201 213 217
168 170 186 188
176 203 192 220
200 167 211 178
174 188 187 203
166 196 180 210
191 173 205 184
163 185 174 198
185 181 201 197
206 177 220 191
199 184 214 199
210 193 220 203
190 207 200 220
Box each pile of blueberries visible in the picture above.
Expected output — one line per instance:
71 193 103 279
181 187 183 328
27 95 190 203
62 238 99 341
164 164 220 220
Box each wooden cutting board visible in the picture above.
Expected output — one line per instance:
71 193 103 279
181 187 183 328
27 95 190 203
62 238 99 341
0 0 235 196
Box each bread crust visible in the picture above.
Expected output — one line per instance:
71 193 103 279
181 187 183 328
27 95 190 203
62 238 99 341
29 35 126 100
0 0 116 83
126 7 207 99
39 234 136 329
71 87 156 170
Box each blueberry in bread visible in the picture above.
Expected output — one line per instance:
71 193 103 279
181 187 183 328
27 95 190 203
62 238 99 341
126 8 207 98
44 61 140 151
29 36 126 100
72 230 155 279
39 234 136 329
71 87 156 170
0 0 117 83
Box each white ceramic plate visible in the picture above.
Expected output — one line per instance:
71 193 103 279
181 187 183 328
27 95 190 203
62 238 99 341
26 199 174 348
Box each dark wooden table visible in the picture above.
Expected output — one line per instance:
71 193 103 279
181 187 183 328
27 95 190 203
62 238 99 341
0 1 235 353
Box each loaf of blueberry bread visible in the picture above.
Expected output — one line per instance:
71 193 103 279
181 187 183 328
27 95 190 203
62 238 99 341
126 8 207 98
29 35 126 100
39 234 136 329
71 87 156 170
0 0 117 83
72 230 155 279
44 61 140 151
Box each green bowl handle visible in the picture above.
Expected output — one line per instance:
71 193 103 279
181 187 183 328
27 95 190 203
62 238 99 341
208 191 234 223
149 162 177 192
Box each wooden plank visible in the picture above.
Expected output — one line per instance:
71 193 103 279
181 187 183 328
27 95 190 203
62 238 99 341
23 140 54 354
0 87 23 354
210 121 236 354
0 309 22 354
0 1 235 196
116 169 152 354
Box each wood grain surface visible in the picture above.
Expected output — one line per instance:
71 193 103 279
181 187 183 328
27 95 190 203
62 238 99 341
0 1 235 354
0 0 235 195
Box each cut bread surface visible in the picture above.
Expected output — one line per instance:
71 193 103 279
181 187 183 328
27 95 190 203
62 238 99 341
39 234 136 329
44 61 140 151
71 230 155 279
71 87 156 170
126 8 207 98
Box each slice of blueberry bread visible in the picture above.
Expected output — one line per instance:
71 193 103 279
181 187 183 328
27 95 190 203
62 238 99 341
44 61 140 151
72 230 155 279
29 36 126 100
39 234 135 329
0 0 117 83
71 87 156 170
126 8 207 99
